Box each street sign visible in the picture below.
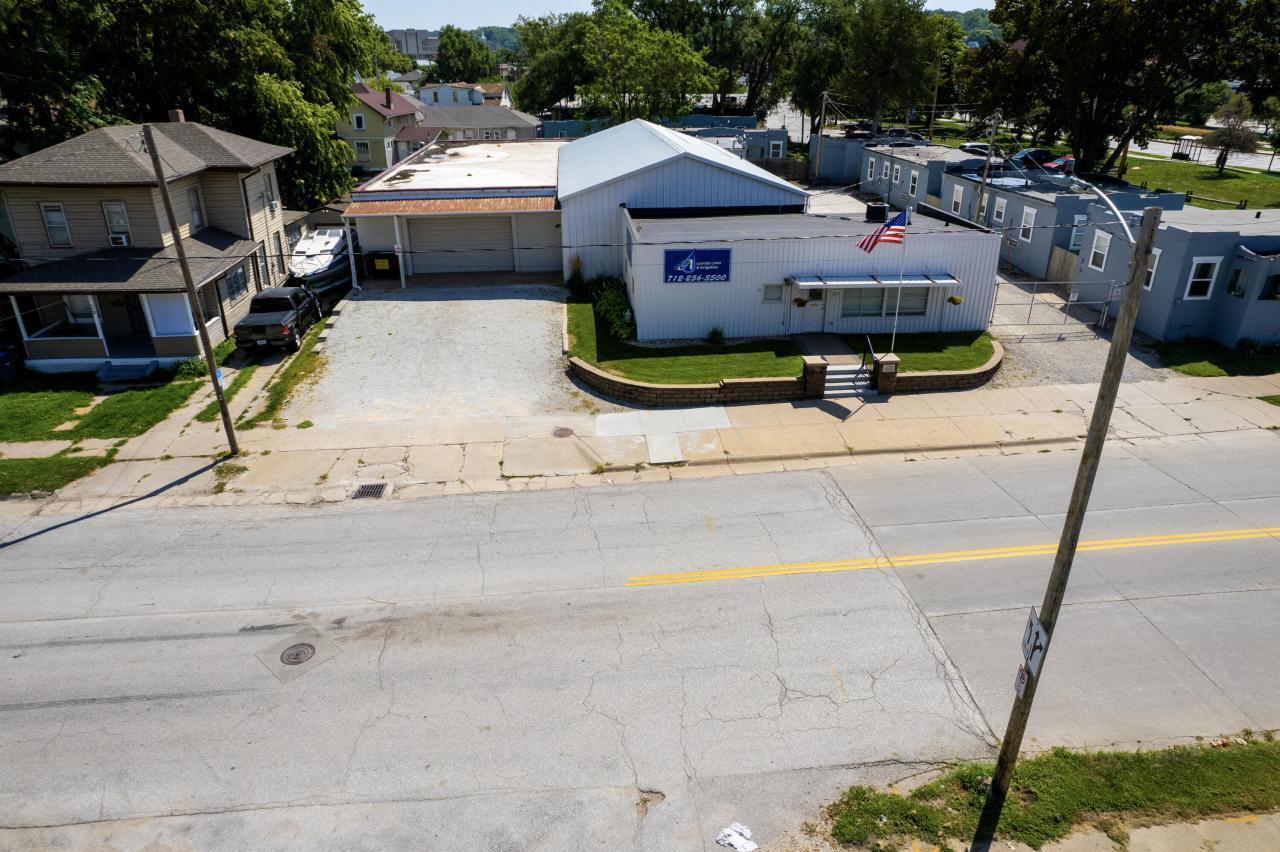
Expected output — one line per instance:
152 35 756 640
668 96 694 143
1014 662 1029 699
1022 607 1048 678
214 368 225 390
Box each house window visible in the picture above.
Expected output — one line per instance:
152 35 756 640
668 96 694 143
866 158 875 180
432 91 439 103
1019 207 1035 242
895 287 929 316
881 162 890 180
219 265 249 302
1069 214 1088 250
892 165 901 184
1260 274 1280 301
841 287 884 318
1226 268 1245 297
557 131 568 138
909 171 919 196
187 188 205 231
1143 248 1162 291
763 284 784 303
265 173 277 209
993 197 1006 223
452 91 459 102
769 140 784 158
145 293 194 336
258 241 270 285
977 193 988 222
353 113 366 131
1088 231 1111 271
273 232 286 275
1183 257 1221 300
951 185 964 215
63 295 96 325
102 201 130 240
40 202 72 248
354 140 371 163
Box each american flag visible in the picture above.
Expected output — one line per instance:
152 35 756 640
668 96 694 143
857 211 907 253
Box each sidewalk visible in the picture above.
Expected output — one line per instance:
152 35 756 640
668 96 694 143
32 370 1280 514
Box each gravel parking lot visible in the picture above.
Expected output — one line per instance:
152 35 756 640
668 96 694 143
291 285 580 421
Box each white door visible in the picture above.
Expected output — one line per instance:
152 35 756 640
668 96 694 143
406 215 515 273
797 288 827 332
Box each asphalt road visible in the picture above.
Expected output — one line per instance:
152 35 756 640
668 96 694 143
2 429 1278 850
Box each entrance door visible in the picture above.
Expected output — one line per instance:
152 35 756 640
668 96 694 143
798 288 827 332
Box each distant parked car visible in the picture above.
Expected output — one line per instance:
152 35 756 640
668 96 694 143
885 128 925 141
959 142 1004 158
1011 148 1056 168
1043 155 1075 173
233 288 321 353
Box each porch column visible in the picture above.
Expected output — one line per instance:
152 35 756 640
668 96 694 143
342 216 361 290
393 215 406 289
9 295 28 340
89 294 110 358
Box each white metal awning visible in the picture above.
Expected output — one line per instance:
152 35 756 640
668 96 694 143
787 274 962 289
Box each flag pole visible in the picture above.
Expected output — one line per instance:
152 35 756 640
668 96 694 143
890 208 908 351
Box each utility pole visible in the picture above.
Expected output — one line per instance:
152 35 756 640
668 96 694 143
143 124 239 456
973 109 1002 226
813 92 828 183
970 206 1163 851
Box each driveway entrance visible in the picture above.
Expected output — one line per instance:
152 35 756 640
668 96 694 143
290 284 577 421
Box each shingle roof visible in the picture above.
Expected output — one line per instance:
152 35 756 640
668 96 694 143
0 228 256 293
416 105 540 129
352 83 422 118
0 122 292 186
556 119 808 201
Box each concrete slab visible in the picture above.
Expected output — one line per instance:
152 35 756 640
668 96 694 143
406 444 465 482
0 440 73 459
501 437 598 477
678 430 726 463
233 450 339 491
460 441 504 482
579 435 649 468
594 411 644 437
646 433 684 464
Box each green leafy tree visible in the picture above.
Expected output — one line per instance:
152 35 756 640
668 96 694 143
1205 94 1259 174
1175 81 1233 126
785 0 853 133
1256 95 1280 136
513 13 594 113
836 0 948 126
248 75 354 205
436 25 494 82
740 0 802 118
285 0 410 108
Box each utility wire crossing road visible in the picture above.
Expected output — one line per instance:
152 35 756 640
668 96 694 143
626 526 1280 586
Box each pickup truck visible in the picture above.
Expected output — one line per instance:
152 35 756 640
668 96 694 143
232 287 320 352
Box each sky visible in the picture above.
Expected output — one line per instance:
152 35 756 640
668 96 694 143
363 0 993 33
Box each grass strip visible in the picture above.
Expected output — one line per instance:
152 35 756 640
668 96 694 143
850 331 996 373
70 381 201 439
1262 394 1280 407
0 381 93 442
567 300 803 384
239 323 326 429
827 739 1280 850
194 364 258 423
1153 338 1280 377
0 454 111 496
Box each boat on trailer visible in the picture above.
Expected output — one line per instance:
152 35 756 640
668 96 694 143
287 227 352 285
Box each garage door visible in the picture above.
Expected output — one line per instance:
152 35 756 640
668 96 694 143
513 213 562 273
407 216 514 273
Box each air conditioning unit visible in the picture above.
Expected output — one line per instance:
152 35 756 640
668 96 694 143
109 234 131 247
268 200 280 213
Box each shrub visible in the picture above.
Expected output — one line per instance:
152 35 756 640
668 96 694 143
706 326 726 345
592 277 636 340
172 338 237 378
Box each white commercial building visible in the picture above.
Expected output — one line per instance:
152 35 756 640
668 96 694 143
623 211 1000 341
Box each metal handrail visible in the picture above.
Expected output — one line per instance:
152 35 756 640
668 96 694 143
861 334 879 371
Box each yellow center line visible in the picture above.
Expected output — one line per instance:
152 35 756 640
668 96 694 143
624 526 1280 588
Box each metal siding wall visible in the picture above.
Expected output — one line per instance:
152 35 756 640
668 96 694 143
561 158 807 281
514 212 563 273
629 229 1001 340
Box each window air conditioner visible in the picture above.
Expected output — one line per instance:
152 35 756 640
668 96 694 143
109 234 131 247
268 200 280 213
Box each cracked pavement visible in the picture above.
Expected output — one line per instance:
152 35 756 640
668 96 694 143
1 429 1279 849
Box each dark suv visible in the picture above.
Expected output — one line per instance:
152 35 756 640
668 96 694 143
233 288 320 352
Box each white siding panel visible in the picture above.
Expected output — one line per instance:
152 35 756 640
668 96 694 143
513 212 562 273
626 222 1000 341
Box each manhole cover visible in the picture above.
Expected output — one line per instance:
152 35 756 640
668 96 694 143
352 482 388 499
552 427 575 438
280 642 316 666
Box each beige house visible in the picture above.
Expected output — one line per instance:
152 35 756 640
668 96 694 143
0 114 298 372
336 83 426 172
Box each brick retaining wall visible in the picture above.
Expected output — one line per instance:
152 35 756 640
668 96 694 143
891 339 1004 393
568 357 821 406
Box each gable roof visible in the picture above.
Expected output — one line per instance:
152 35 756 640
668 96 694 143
0 122 292 186
556 119 808 201
351 83 422 118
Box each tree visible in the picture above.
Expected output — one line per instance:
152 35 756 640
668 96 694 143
1205 94 1259 175
836 0 949 126
513 13 594 113
1254 95 1280 136
284 0 410 108
740 0 802 118
965 0 1239 173
248 75 355 206
436 25 494 83
581 1 713 122
1175 81 1233 126
784 0 852 133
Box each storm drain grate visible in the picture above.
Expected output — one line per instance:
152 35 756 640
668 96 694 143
352 482 388 500
552 427 575 438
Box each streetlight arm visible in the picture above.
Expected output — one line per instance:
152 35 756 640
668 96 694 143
1070 176 1137 246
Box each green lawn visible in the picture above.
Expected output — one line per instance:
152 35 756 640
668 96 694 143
0 380 93 442
1122 156 1280 209
845 332 996 373
194 364 258 423
567 300 803 384
70 381 201 438
1262 394 1280 407
0 454 111 496
1153 339 1280 377
827 739 1280 850
240 322 326 429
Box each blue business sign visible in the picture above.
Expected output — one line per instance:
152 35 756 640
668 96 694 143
663 249 731 283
